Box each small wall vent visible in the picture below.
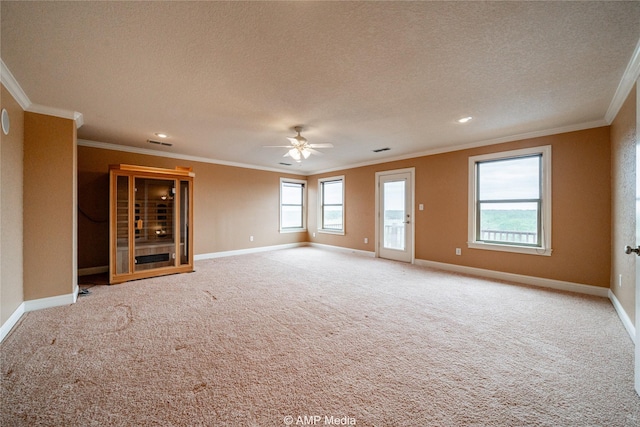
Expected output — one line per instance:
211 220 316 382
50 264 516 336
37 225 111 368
372 147 390 153
279 162 292 166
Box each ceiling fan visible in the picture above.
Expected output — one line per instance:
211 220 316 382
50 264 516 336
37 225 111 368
265 126 334 162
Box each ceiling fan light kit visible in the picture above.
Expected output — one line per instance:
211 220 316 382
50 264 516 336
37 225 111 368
265 125 333 163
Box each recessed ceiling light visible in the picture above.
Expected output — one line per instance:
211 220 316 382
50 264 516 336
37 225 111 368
155 132 168 138
457 116 473 124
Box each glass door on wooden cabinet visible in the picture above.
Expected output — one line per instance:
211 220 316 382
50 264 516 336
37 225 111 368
178 179 191 266
133 177 177 272
115 175 130 276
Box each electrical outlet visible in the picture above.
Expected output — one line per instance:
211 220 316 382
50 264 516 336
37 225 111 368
313 232 316 238
250 236 254 242
619 274 623 287
455 248 461 256
364 237 368 244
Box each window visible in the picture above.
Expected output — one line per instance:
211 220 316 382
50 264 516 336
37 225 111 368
468 146 552 256
280 178 307 232
318 176 345 234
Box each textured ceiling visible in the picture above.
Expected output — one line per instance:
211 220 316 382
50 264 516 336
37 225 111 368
2 1 639 174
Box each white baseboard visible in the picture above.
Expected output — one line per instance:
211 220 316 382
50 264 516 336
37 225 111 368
608 289 636 343
414 259 610 298
8 249 631 347
194 242 309 261
1 286 78 343
81 243 312 271
0 302 26 343
309 242 375 258
23 288 78 312
86 243 373 271
78 265 108 276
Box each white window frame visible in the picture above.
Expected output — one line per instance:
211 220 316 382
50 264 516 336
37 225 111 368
468 145 552 256
279 178 307 233
318 175 345 235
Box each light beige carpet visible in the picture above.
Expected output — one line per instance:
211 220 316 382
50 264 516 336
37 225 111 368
1 247 638 426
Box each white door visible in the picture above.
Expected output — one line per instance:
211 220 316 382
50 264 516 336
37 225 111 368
376 169 414 262
635 81 640 396
626 79 640 396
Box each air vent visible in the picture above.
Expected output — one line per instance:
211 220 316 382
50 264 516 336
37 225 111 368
372 147 390 153
279 162 292 166
147 139 173 147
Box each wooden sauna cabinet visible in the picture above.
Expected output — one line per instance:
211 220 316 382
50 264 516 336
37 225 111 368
109 164 194 284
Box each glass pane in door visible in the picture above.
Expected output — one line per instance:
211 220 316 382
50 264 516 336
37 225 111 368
383 180 405 250
115 175 129 275
179 180 190 265
134 178 176 271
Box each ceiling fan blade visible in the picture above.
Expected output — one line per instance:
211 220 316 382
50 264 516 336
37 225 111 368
307 148 323 156
309 143 334 148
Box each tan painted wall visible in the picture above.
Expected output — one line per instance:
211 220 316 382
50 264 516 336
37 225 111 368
307 167 376 251
309 127 612 288
0 84 25 324
610 84 637 323
80 126 612 288
77 146 307 269
23 112 77 300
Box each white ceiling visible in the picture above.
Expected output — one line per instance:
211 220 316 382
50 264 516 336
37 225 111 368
2 1 639 174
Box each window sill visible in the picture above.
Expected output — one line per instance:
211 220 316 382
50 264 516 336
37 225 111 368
468 242 552 256
318 229 345 236
280 228 307 234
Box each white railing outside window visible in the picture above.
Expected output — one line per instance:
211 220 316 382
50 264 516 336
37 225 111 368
384 223 405 250
480 230 537 245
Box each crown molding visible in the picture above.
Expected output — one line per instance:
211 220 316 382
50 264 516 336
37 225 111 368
27 103 84 128
77 139 298 175
605 37 640 124
306 118 608 175
0 58 31 110
6 32 636 175
81 117 607 178
1 57 84 127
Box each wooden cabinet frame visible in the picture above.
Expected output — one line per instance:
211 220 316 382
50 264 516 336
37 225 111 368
109 164 194 284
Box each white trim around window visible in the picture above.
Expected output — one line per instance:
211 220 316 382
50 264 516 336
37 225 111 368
279 178 307 233
468 145 552 256
317 175 345 235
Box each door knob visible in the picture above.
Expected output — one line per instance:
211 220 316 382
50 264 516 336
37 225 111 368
624 245 640 256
